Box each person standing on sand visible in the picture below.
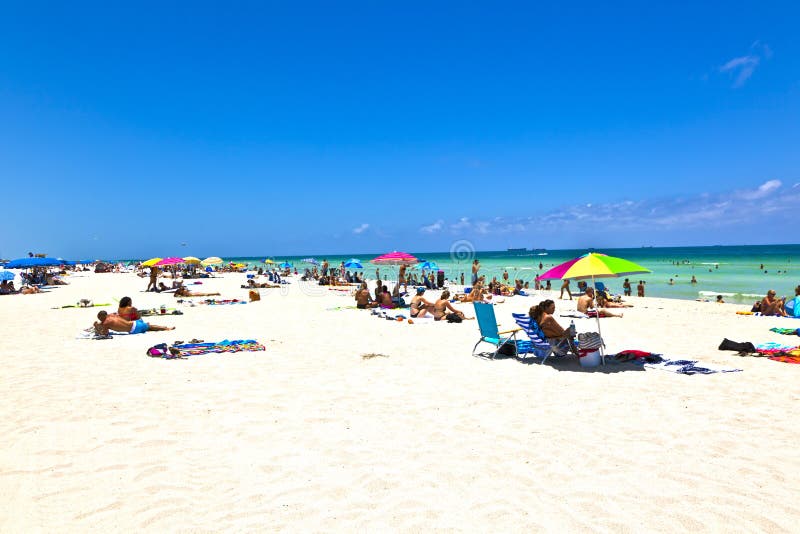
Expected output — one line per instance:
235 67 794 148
560 279 572 300
637 280 645 297
93 311 174 335
399 264 407 293
471 259 480 285
146 266 159 292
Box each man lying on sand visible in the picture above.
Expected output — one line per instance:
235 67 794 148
94 310 175 335
577 287 623 318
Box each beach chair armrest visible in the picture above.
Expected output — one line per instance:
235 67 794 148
498 328 521 335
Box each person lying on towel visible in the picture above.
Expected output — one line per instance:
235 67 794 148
577 287 623 318
93 310 174 335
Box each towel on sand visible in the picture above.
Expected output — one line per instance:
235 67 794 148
147 339 266 358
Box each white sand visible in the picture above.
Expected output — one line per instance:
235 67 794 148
1 271 799 532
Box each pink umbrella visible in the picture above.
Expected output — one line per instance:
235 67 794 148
537 255 585 280
155 257 185 266
370 251 419 266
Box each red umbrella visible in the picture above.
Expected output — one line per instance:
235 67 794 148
370 251 419 266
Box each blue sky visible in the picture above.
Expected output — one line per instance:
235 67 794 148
1 1 798 259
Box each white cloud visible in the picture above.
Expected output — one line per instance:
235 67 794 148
737 179 782 200
416 180 795 239
420 220 443 233
352 223 369 234
719 42 771 87
450 217 471 231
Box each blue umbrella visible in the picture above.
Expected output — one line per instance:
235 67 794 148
418 261 439 271
0 271 15 281
4 257 63 268
344 259 363 269
279 261 293 269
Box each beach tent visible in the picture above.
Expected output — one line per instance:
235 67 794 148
4 257 63 268
417 261 439 271
344 258 363 269
786 296 800 318
279 261 293 269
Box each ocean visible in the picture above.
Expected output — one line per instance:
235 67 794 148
168 244 800 305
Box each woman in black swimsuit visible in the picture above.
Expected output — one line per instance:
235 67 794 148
410 287 434 318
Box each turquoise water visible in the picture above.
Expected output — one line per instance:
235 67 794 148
149 244 800 304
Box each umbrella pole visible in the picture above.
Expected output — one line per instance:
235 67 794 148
592 274 605 365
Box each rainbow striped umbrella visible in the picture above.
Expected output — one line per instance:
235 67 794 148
370 251 419 266
537 252 650 281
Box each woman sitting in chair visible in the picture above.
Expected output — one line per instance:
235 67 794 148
529 299 578 355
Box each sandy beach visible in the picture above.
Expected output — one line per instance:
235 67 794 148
2 270 799 532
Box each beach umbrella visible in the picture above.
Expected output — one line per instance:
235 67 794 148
4 257 63 268
141 257 162 267
279 261 293 269
370 251 419 266
183 256 202 265
538 252 650 281
418 260 439 271
156 257 185 266
0 270 15 281
301 257 320 265
263 258 275 265
344 259 363 269
201 256 223 266
537 252 651 363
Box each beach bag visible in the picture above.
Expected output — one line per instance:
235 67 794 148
497 341 517 356
577 332 603 350
446 312 463 323
718 338 756 354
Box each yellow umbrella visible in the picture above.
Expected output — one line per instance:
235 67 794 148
263 258 275 264
183 256 202 265
201 256 223 266
141 257 162 267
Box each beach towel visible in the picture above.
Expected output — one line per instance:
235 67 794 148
755 342 800 356
140 308 184 316
769 327 800 336
609 351 742 374
77 328 122 340
768 355 800 364
198 299 247 305
147 339 266 358
55 302 111 309
644 359 742 375
559 312 590 319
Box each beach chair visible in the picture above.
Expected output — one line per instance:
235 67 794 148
511 313 555 364
472 302 523 359
511 313 579 364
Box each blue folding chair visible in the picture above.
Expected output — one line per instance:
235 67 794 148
472 302 525 359
511 313 555 364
